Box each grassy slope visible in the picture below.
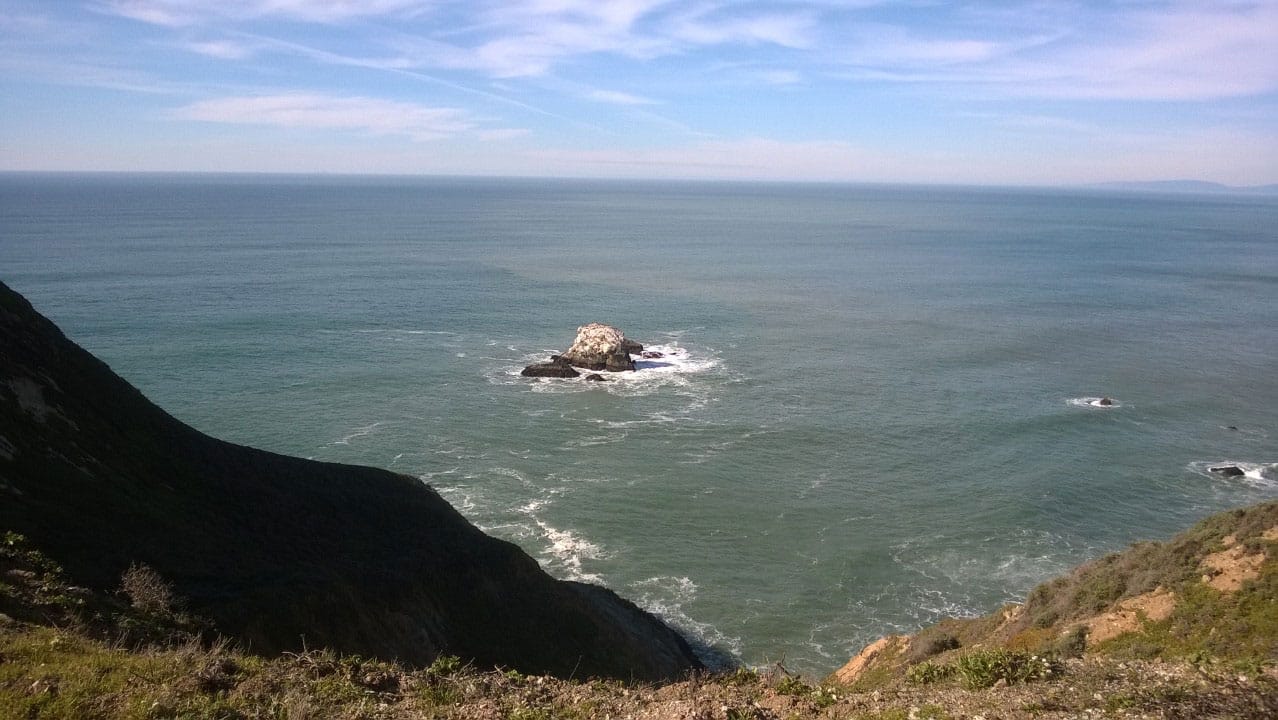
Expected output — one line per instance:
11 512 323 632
3 524 1276 719
0 280 700 681
826 501 1278 717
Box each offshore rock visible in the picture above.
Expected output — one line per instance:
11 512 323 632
1210 464 1246 477
559 323 641 372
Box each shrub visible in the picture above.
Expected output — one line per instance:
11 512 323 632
118 563 178 616
954 649 1055 689
427 654 463 676
906 660 955 685
721 666 760 686
906 632 960 663
1045 625 1088 659
809 684 841 708
774 673 810 696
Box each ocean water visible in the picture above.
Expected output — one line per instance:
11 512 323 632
2 174 1276 674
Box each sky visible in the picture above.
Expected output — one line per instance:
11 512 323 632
2 0 1277 185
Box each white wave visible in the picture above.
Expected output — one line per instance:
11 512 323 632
331 421 384 445
432 484 477 512
419 466 460 480
534 520 607 584
1067 397 1121 408
516 498 551 514
631 576 742 667
1188 460 1278 487
559 432 628 449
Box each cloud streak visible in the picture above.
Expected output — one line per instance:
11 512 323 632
175 94 476 140
587 89 658 105
7 1 1277 183
97 0 429 26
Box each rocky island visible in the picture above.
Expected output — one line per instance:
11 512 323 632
521 322 643 378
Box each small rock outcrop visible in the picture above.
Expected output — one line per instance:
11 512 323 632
523 324 643 377
560 323 640 372
1097 397 1114 406
1210 464 1246 477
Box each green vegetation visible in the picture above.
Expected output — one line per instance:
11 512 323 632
953 650 1056 689
3 518 1278 719
903 650 1056 690
906 660 955 685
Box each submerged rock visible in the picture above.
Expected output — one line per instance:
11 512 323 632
521 363 580 378
584 373 607 382
1097 397 1115 406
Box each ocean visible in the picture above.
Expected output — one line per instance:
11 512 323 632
2 173 1276 674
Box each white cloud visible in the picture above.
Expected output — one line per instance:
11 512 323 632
828 2 1278 102
665 7 815 49
184 40 254 60
97 0 429 26
587 89 658 105
175 94 474 140
1019 2 1278 100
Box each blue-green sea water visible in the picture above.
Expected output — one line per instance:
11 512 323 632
3 174 1276 674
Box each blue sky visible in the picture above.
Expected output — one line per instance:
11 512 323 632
2 0 1276 184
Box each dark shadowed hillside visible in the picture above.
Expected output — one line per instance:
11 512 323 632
0 280 702 681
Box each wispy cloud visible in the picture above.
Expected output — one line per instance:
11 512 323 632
96 0 429 26
9 1 1278 182
183 39 254 60
587 89 658 105
665 5 815 48
174 94 474 140
827 2 1278 102
1019 2 1278 100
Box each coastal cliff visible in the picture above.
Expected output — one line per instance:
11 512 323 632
0 280 701 681
832 501 1278 689
2 279 1276 717
4 502 1275 718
